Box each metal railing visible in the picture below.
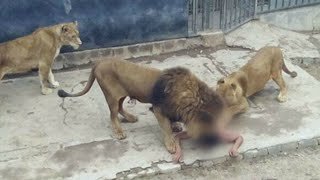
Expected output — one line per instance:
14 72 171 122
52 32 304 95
188 0 223 34
188 0 320 34
220 0 256 32
257 0 320 14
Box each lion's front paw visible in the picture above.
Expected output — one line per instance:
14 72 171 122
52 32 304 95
51 81 60 88
41 87 53 95
165 137 176 154
114 130 127 140
277 93 287 102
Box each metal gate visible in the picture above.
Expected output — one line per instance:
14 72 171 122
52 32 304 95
189 0 320 34
257 0 320 14
188 0 256 34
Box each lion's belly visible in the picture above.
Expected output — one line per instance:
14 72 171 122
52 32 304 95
9 58 38 73
246 71 271 97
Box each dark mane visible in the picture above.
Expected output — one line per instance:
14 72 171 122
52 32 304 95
151 66 225 126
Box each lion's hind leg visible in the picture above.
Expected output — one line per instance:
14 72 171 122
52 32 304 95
272 69 287 102
97 78 127 140
119 97 138 123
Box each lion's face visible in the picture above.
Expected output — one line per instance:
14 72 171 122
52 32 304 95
60 21 82 49
216 78 243 106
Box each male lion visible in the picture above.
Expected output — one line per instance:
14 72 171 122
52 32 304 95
216 46 297 116
0 21 82 95
58 59 162 139
151 67 243 161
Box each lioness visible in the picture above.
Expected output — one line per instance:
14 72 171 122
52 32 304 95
58 59 162 140
216 46 297 116
151 67 243 160
0 21 82 95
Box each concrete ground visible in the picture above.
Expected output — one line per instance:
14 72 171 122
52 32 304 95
1 21 320 180
140 146 320 180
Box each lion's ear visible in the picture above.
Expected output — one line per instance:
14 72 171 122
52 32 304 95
217 78 225 84
231 83 237 90
61 25 69 33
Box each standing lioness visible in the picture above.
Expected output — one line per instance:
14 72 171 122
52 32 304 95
58 59 162 140
216 46 297 116
0 21 82 95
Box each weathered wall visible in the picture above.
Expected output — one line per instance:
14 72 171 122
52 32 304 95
259 4 320 31
0 0 188 52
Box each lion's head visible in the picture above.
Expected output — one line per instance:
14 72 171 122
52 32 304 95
59 21 82 49
151 67 231 140
216 71 248 106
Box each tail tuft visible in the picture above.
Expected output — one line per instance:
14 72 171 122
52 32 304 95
290 71 297 78
58 89 69 97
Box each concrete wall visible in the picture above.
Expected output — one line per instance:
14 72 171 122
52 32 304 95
258 4 320 31
0 0 188 53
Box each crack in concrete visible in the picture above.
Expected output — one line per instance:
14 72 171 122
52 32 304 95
58 81 86 127
0 147 28 154
202 63 215 75
59 98 69 127
204 54 229 76
226 45 257 52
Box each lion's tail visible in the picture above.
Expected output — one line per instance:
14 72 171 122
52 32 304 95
58 67 96 98
278 48 297 78
282 63 297 78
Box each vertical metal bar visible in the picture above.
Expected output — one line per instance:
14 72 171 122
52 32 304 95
223 0 228 30
282 0 285 7
234 0 237 26
275 0 278 8
208 0 212 29
223 0 227 30
295 0 298 5
288 0 291 6
220 0 223 30
228 0 231 29
221 0 224 31
193 0 197 34
188 0 192 35
204 0 206 30
239 0 242 23
254 0 258 17
252 0 255 16
268 0 271 10
192 0 194 33
246 0 251 19
201 0 205 31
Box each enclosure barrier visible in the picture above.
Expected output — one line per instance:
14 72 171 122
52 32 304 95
188 0 320 34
